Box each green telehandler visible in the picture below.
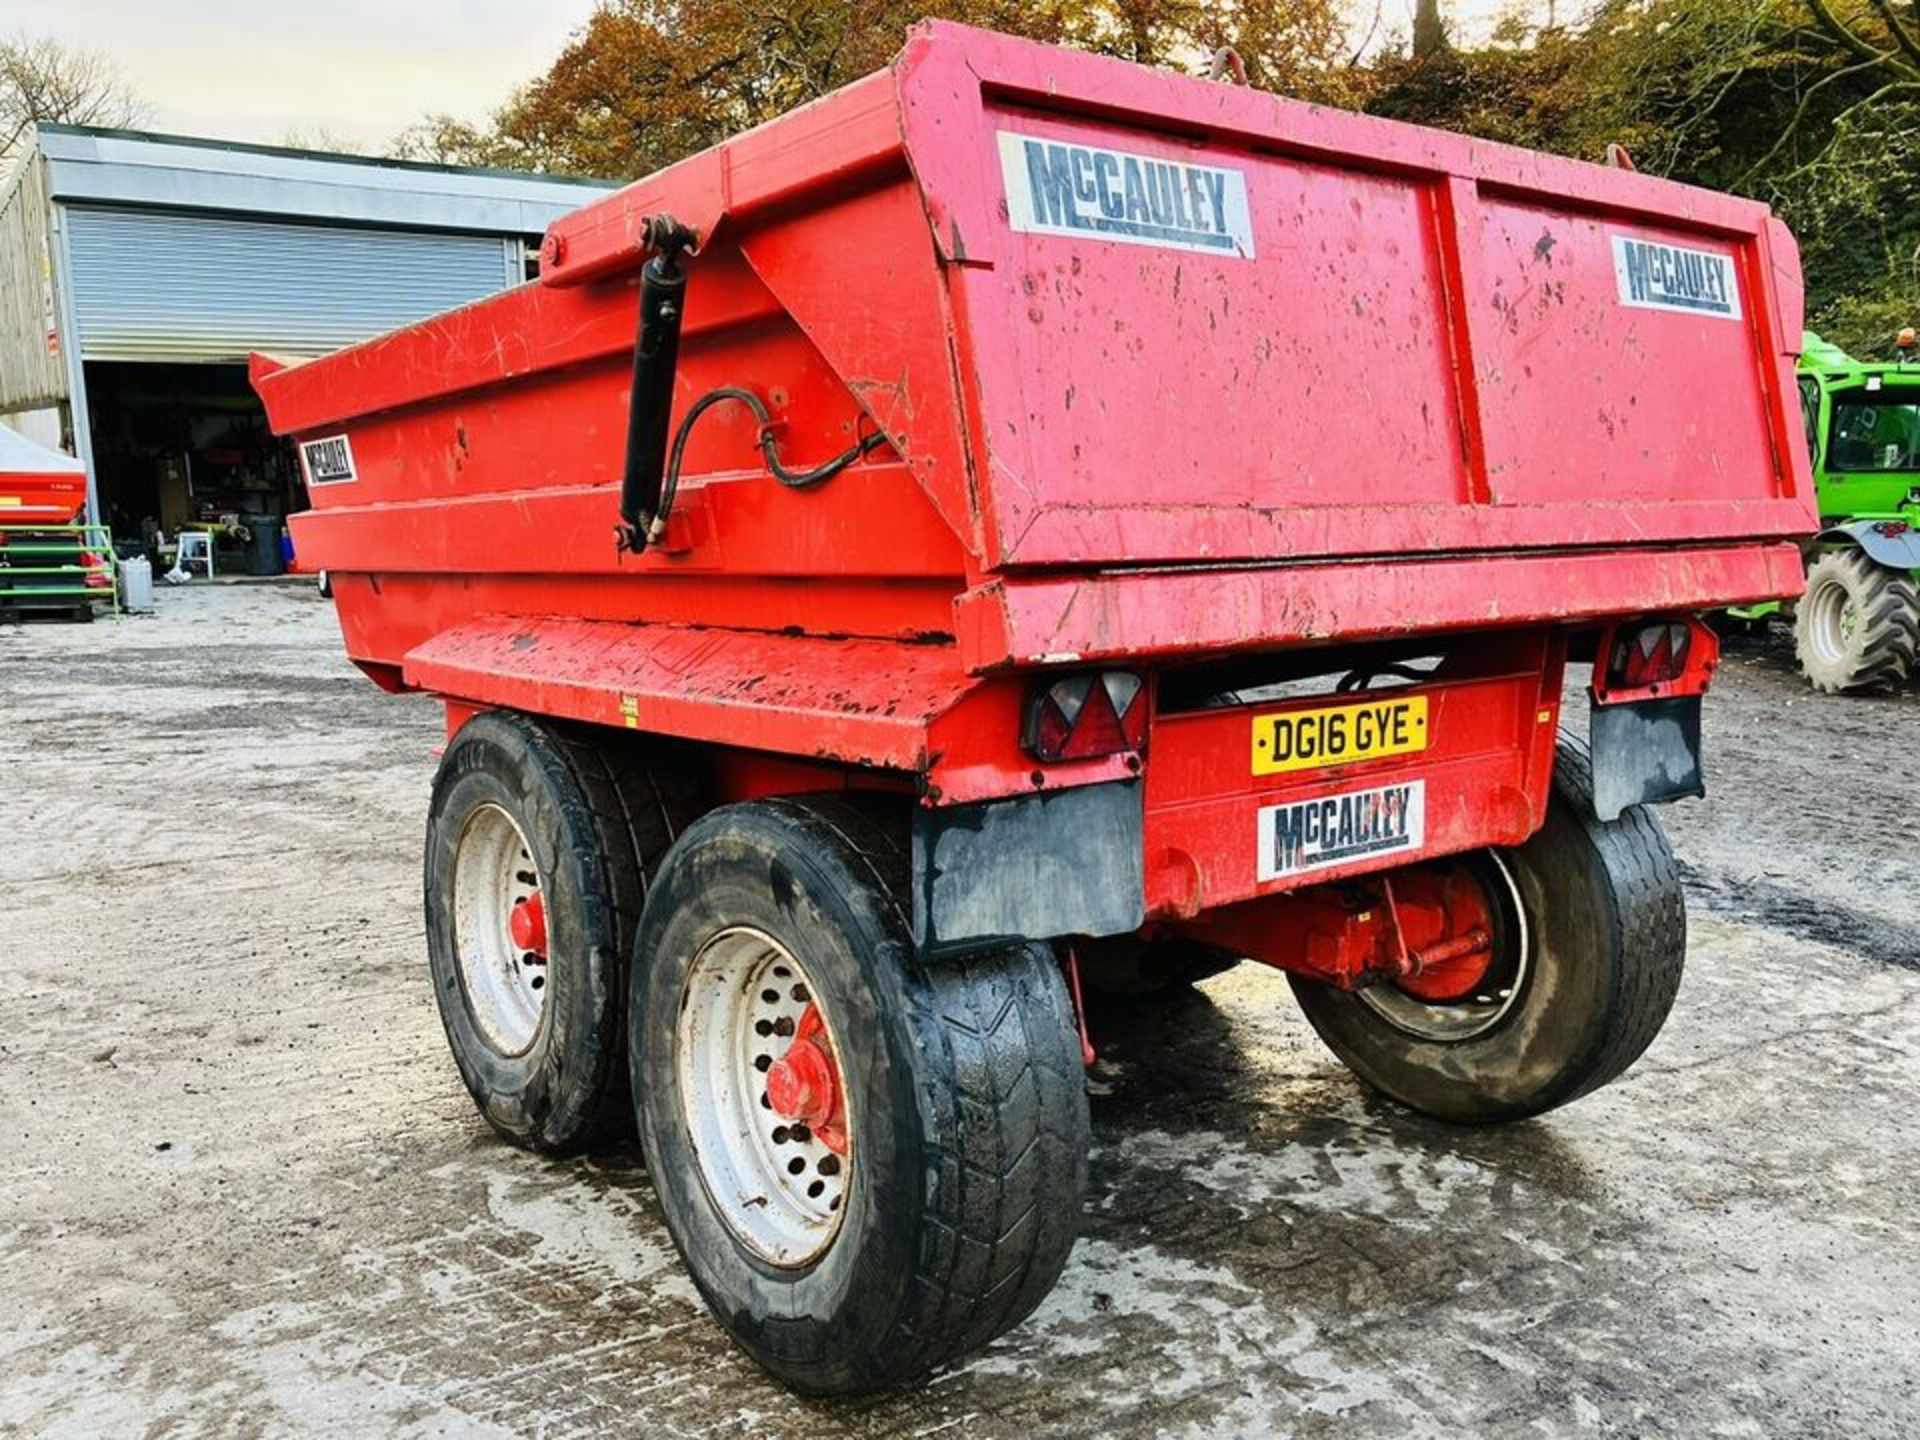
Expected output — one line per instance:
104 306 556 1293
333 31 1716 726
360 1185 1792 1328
1758 330 1920 692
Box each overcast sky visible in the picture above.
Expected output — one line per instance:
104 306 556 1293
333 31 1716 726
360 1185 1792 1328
10 1 1516 151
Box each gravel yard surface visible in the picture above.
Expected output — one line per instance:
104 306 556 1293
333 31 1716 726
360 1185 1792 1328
2 585 1915 1438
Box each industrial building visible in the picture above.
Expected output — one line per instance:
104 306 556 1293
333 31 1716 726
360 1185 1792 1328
0 123 610 571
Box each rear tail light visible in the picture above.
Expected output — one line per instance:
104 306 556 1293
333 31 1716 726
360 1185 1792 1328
1608 621 1692 689
1024 671 1146 762
1594 615 1718 702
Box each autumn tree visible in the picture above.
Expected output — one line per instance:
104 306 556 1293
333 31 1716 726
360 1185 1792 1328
389 0 1920 354
1749 1 1920 349
390 113 530 169
414 0 1372 180
1747 1 1920 183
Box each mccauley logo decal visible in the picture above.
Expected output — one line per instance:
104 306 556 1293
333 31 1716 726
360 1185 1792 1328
1611 235 1741 320
1257 780 1426 882
998 132 1255 258
300 433 357 486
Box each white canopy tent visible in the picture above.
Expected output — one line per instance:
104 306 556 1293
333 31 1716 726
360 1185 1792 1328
0 424 86 478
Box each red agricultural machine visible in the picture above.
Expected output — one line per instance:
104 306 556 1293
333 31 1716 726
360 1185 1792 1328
254 23 1816 1393
0 427 113 620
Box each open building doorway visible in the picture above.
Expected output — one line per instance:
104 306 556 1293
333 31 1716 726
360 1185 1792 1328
84 362 303 576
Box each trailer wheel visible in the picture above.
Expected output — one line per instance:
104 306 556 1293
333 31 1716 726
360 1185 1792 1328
1794 547 1920 693
630 796 1088 1394
1290 738 1685 1123
425 712 698 1152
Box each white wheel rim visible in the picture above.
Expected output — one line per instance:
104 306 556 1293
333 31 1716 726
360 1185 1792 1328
1356 850 1532 1043
1806 573 1857 667
451 802 548 1056
677 927 850 1267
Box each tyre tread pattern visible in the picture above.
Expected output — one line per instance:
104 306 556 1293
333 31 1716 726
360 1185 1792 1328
755 797 1088 1386
1540 734 1686 1108
1287 734 1686 1122
1796 548 1920 694
548 725 699 945
545 724 703 1138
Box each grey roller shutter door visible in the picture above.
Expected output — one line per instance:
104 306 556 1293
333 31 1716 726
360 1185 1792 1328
63 205 517 362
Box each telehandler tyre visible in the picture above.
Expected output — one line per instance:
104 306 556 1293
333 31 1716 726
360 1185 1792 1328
630 796 1088 1394
1290 738 1685 1123
425 712 697 1152
1794 547 1920 693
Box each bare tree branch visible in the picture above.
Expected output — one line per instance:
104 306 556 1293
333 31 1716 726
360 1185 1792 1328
0 32 148 156
1867 0 1920 67
1345 0 1382 68
1740 55 1885 183
1769 77 1920 188
1803 0 1909 73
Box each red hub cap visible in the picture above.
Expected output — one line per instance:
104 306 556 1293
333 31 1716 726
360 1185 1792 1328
509 890 547 957
765 1003 848 1154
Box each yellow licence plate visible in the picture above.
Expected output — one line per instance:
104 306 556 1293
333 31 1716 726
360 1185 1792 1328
1251 695 1430 776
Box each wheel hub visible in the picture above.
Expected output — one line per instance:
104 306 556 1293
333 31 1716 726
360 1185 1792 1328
765 1004 848 1154
677 928 851 1267
509 891 547 956
451 802 549 1056
1806 572 1859 666
1357 851 1530 1043
1390 866 1497 1002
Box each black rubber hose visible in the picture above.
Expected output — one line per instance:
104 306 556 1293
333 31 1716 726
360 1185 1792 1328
646 387 886 547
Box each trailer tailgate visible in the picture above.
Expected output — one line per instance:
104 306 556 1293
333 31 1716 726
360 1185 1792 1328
894 27 1813 572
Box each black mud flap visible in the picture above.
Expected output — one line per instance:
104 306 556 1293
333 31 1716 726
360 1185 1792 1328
1589 695 1704 822
911 780 1145 956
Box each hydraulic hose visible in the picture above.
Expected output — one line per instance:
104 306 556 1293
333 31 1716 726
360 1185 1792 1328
615 213 884 552
649 389 888 547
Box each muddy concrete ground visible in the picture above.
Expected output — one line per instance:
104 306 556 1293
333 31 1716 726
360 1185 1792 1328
2 585 1916 1438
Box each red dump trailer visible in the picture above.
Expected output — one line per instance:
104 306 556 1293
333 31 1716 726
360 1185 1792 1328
254 23 1815 1393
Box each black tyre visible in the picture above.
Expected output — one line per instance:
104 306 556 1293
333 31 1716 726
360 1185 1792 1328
1794 547 1919 693
425 711 698 1152
1290 738 1685 1123
630 796 1089 1394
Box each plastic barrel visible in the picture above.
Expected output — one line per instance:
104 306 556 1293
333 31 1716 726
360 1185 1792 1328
246 521 286 577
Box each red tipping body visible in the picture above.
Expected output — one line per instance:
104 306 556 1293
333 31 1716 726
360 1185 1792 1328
253 22 1814 937
0 426 88 527
0 473 87 527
